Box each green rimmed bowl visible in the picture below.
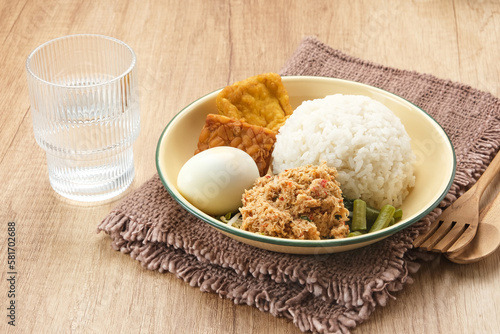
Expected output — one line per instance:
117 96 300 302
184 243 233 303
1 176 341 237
156 76 456 254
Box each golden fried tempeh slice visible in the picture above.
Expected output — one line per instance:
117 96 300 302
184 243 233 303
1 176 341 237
195 114 276 176
216 73 293 132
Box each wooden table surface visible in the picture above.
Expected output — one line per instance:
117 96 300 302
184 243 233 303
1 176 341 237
1 1 499 333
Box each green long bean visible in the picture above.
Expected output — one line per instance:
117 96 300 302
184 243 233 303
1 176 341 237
369 204 396 232
366 206 380 225
348 231 364 237
352 199 367 231
393 208 403 222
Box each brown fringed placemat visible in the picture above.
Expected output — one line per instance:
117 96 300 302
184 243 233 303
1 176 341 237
98 36 500 334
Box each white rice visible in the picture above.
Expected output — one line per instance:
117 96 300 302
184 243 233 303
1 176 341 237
272 94 416 209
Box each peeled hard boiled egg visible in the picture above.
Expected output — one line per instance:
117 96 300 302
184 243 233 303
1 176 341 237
177 146 260 216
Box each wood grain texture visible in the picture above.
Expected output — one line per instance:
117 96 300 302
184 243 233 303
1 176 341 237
1 1 499 333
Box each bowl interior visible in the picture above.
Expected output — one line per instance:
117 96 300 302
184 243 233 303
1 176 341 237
156 76 455 254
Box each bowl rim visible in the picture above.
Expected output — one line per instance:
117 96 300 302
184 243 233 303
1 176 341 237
155 75 456 249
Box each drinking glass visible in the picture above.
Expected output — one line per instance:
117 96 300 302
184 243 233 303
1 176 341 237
26 34 140 202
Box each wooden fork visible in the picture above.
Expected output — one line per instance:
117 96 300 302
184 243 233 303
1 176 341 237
413 150 500 253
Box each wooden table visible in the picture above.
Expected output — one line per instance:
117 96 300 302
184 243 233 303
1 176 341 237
1 1 499 333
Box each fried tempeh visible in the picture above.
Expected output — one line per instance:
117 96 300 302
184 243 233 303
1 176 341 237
195 114 276 176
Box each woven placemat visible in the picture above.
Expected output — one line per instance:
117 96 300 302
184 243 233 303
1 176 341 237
98 36 500 334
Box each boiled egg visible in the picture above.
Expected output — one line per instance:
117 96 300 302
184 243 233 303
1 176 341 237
177 146 260 216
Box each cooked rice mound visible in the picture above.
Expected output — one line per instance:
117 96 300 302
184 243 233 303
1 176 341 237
272 94 416 209
240 163 350 240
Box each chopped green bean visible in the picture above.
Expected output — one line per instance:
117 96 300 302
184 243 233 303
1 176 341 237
393 208 403 222
348 231 365 237
369 204 396 232
352 199 367 231
343 197 403 236
365 206 380 225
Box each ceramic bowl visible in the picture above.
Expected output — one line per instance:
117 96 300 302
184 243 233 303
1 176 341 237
156 76 456 254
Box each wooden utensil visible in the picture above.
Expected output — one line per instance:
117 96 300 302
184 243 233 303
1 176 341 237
445 189 500 264
413 150 500 253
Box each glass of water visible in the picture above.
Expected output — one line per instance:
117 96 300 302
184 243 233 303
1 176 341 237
26 34 140 202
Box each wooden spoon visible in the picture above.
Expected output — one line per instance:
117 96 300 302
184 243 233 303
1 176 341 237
445 189 500 264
